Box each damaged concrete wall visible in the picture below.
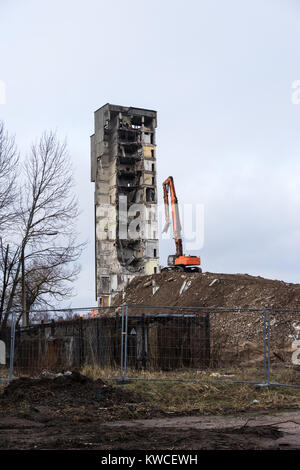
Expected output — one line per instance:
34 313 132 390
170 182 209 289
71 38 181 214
91 103 159 306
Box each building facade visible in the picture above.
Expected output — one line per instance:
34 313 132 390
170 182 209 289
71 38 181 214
91 104 159 306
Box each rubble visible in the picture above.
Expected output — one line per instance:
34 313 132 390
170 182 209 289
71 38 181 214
179 280 192 295
113 270 300 310
112 271 300 365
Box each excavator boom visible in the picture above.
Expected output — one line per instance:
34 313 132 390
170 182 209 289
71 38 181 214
162 176 183 257
162 176 201 272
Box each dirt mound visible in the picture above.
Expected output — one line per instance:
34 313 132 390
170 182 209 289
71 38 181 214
1 371 137 408
113 271 300 366
113 271 300 310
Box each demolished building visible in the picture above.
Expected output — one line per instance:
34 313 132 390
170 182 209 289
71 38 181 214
91 103 159 306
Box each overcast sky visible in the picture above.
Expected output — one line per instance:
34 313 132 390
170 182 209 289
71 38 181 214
1 0 300 307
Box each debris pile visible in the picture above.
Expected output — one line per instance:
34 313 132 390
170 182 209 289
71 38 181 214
0 371 137 409
114 271 300 310
113 271 300 365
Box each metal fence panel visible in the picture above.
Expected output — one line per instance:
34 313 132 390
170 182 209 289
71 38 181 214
123 307 210 376
5 305 300 388
268 309 300 387
121 306 266 384
10 307 123 378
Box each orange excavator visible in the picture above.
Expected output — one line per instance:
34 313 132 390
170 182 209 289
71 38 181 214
161 176 202 273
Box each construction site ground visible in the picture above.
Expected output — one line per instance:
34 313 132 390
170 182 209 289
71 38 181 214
0 370 300 450
2 271 300 450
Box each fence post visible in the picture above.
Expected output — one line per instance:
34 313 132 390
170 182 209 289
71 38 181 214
263 306 271 385
267 307 271 384
124 305 128 379
120 304 124 380
264 307 267 384
9 312 16 382
78 317 84 367
205 311 210 368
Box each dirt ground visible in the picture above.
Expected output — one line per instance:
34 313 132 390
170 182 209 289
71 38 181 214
3 272 300 450
0 372 300 450
0 413 290 450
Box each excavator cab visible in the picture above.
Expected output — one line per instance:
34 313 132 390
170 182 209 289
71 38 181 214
167 255 176 266
166 254 202 272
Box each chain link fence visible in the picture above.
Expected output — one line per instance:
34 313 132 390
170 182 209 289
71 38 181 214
267 308 300 387
1 305 300 387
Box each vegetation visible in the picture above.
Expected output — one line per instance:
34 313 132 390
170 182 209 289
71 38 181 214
0 121 84 330
81 365 300 416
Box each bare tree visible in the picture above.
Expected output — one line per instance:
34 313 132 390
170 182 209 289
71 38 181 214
0 121 19 230
0 130 84 330
0 122 19 328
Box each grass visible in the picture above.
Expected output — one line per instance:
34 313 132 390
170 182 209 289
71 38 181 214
0 368 9 392
81 364 300 416
2 364 299 417
81 362 300 384
129 380 300 413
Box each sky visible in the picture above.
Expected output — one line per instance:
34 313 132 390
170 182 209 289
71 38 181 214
1 0 300 308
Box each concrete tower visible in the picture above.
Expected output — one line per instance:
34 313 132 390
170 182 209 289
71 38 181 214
91 104 159 306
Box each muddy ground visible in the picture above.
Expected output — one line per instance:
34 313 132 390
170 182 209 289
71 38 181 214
0 372 299 450
0 414 288 450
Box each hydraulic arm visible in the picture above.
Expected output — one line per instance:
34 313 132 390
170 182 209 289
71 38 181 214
162 176 201 273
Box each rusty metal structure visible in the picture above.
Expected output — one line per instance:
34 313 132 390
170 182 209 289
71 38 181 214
9 310 210 375
91 104 159 306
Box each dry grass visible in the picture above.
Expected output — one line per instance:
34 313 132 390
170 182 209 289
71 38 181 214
2 363 299 416
123 380 300 415
0 368 9 391
81 364 300 415
81 362 300 384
